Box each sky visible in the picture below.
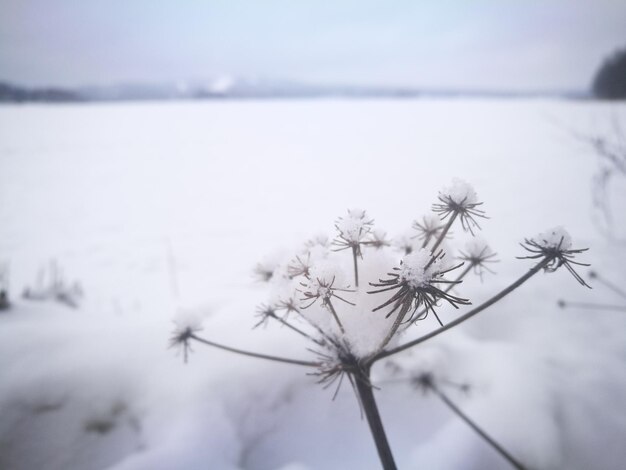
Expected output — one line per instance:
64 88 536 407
0 0 625 91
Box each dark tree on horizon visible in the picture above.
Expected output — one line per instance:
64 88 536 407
592 47 626 99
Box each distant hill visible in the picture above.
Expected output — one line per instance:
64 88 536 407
0 82 83 103
0 78 588 103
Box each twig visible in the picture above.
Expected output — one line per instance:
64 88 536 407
190 334 319 367
590 271 626 300
559 301 626 312
427 381 527 470
430 212 457 253
370 257 551 364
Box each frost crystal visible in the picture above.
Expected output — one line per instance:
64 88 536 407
534 227 572 251
399 249 442 288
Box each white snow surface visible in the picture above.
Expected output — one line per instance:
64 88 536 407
1 99 626 470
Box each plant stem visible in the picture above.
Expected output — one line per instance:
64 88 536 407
428 382 526 470
430 212 458 254
272 314 325 345
591 272 626 300
354 366 397 470
377 302 411 352
293 309 340 347
371 257 552 364
352 245 360 287
327 299 346 334
420 233 432 249
190 334 320 367
560 301 626 312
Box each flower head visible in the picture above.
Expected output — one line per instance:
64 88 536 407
169 311 204 363
287 254 312 279
518 227 590 287
332 209 374 256
253 303 279 328
412 214 446 243
299 275 355 310
393 231 417 255
433 179 487 235
368 248 470 322
458 238 498 279
368 228 391 250
308 341 361 398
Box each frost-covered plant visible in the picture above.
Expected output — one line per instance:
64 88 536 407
171 179 590 470
573 115 626 240
332 208 374 286
558 269 626 313
22 260 83 309
0 262 10 311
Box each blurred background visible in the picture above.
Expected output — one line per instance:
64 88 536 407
1 1 626 469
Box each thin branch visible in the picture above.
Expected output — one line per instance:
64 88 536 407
352 245 360 287
370 257 552 364
327 299 346 334
559 301 626 312
190 334 320 367
376 302 412 352
430 212 457 253
590 271 626 300
428 382 527 470
264 311 325 345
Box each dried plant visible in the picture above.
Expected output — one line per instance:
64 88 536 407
558 269 626 313
332 209 374 287
572 115 626 240
171 178 591 470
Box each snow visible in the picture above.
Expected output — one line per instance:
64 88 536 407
439 178 479 205
1 99 625 470
534 226 573 251
399 248 443 288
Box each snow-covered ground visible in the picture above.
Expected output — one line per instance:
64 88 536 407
1 99 625 470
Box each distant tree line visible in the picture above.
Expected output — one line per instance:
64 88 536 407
593 47 626 100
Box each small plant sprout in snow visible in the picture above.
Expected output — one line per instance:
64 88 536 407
172 179 591 470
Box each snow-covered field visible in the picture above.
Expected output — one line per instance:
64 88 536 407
1 99 625 470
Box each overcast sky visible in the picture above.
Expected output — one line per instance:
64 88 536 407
1 0 625 91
